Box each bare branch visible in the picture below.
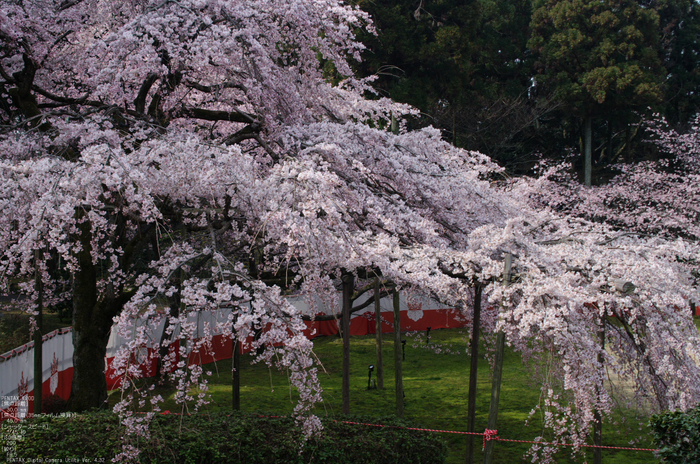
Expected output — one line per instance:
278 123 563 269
181 106 257 124
186 79 247 93
31 85 89 105
301 288 393 321
536 235 584 245
134 73 159 114
223 122 262 145
595 232 650 246
58 0 86 11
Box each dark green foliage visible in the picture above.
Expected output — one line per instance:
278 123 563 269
529 0 664 113
0 313 31 354
650 406 700 463
528 0 666 180
0 411 448 464
351 0 700 175
0 311 70 355
656 0 700 126
352 0 542 168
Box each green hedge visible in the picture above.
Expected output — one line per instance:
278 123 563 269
1 411 447 463
650 406 700 463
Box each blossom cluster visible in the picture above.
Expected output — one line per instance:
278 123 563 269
0 1 698 462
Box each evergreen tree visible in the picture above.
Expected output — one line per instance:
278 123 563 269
656 0 700 126
528 0 665 183
354 0 541 166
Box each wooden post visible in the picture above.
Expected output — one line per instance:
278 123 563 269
374 277 384 389
483 253 511 464
394 288 404 417
593 314 605 464
584 115 592 186
33 249 43 415
342 272 353 415
465 284 482 464
391 114 399 135
233 254 260 410
483 333 505 464
232 330 240 410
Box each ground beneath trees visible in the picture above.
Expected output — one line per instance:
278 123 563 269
110 328 659 464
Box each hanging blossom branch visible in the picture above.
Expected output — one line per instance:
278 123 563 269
110 243 323 461
0 1 698 463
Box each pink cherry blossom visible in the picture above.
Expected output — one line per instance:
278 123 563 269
0 1 698 462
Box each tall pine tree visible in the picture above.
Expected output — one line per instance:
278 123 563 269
529 0 664 183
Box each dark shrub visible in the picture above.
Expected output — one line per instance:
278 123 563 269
0 411 448 464
650 406 700 463
42 394 69 415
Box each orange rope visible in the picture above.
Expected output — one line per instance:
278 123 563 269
137 412 662 453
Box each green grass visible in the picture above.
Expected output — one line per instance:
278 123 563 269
112 329 658 464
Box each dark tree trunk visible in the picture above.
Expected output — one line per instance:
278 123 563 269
68 217 116 411
69 279 112 410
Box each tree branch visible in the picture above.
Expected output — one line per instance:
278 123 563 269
134 73 159 114
223 122 262 145
59 0 86 11
186 79 247 93
181 106 257 124
301 288 393 321
595 232 650 246
31 85 90 105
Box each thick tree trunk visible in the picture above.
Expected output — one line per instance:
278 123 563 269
68 218 113 411
70 279 112 410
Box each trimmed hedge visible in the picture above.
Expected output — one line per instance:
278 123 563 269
0 411 447 463
650 406 700 463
